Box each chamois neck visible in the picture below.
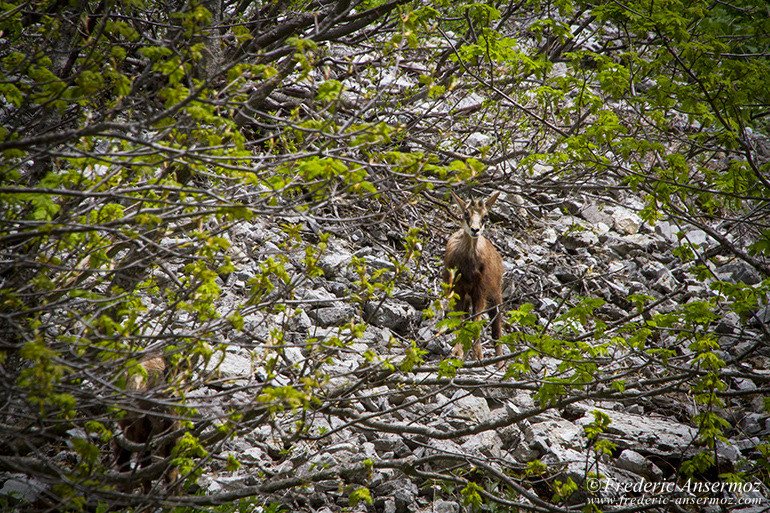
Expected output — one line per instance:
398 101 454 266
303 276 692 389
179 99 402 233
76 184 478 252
461 231 480 255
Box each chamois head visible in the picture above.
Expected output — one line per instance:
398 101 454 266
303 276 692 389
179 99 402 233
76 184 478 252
452 191 500 240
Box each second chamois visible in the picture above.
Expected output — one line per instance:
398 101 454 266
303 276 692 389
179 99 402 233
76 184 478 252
443 191 504 366
114 356 180 492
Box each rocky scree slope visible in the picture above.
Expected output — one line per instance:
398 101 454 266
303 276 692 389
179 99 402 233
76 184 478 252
179 179 770 512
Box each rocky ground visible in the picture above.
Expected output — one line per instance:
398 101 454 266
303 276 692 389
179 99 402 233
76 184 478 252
173 174 769 512
2 7 769 512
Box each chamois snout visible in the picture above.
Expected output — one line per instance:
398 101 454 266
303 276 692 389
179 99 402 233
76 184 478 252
461 204 487 238
443 191 505 367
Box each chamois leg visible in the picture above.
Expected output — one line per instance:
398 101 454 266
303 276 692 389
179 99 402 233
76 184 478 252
138 446 154 493
489 303 505 369
115 444 132 475
450 295 472 360
160 429 181 492
470 296 487 361
471 339 484 361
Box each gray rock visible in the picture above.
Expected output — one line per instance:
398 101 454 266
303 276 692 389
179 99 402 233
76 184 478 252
380 70 416 92
537 297 559 318
715 261 762 285
424 438 466 470
324 442 360 455
525 418 585 453
653 267 679 293
613 234 656 255
684 229 714 246
686 281 708 297
740 413 764 435
561 199 583 216
276 345 305 365
751 305 770 327
554 266 580 284
530 163 554 176
365 299 416 333
716 312 741 334
319 250 353 279
466 132 491 147
597 302 627 321
373 434 412 458
312 479 341 493
581 203 614 227
604 275 630 296
0 475 45 503
362 442 378 460
493 406 525 448
205 348 255 384
574 407 697 456
594 221 611 235
612 207 642 235
229 269 255 287
733 377 757 392
542 227 558 245
354 246 374 258
421 328 451 355
540 446 623 498
301 446 362 478
654 220 678 242
326 280 349 297
394 486 418 512
239 446 268 464
605 235 639 257
460 431 504 459
364 255 397 271
734 437 761 452
229 220 262 241
308 304 357 326
297 286 337 307
258 240 283 257
393 288 432 310
240 311 275 339
375 478 418 513
275 308 314 332
511 441 541 463
197 473 256 494
448 391 492 423
364 326 394 350
417 500 459 513
310 416 359 444
639 260 667 280
716 440 741 463
560 228 600 250
615 449 663 479
496 192 529 224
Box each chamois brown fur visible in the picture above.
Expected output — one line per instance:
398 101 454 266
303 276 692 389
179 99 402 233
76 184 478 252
114 356 180 492
443 192 504 366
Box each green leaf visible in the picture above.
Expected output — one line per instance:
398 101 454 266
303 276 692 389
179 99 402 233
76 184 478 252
349 487 373 507
460 481 483 509
316 80 343 102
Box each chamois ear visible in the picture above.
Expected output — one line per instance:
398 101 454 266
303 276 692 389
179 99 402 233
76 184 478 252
485 191 500 209
451 192 466 211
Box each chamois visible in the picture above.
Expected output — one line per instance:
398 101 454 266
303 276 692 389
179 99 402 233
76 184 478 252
443 191 504 366
114 356 180 492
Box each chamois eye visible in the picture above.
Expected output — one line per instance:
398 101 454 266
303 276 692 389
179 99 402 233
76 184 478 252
463 211 470 220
